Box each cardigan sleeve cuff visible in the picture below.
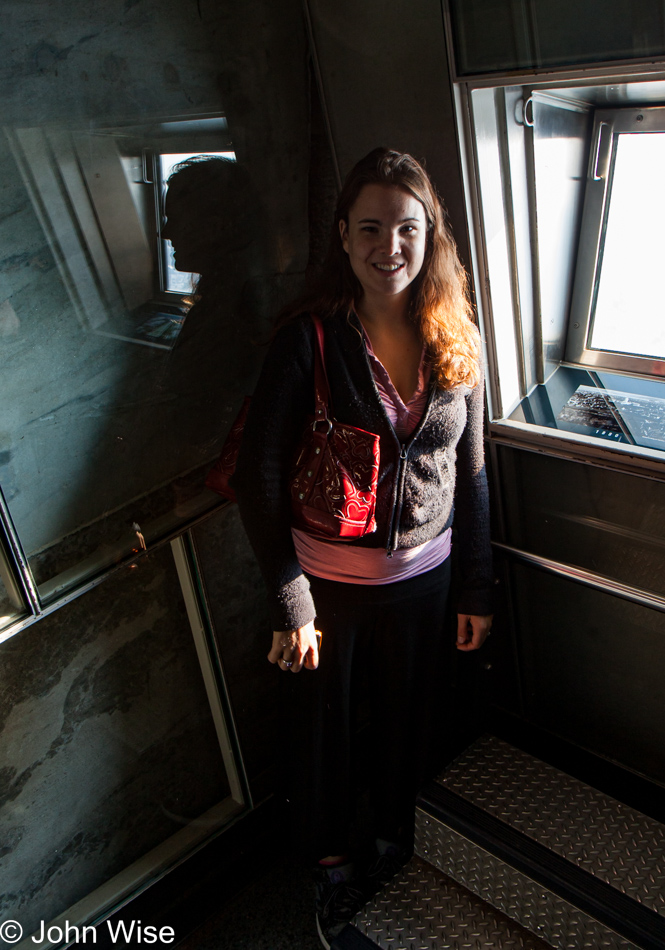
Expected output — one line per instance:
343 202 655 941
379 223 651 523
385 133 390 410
269 572 317 631
456 583 496 617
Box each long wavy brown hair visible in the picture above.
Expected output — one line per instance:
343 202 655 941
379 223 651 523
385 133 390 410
280 147 481 390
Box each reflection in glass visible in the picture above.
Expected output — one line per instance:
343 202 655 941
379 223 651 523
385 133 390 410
0 541 27 633
160 151 236 294
591 132 665 359
0 124 270 599
0 0 309 606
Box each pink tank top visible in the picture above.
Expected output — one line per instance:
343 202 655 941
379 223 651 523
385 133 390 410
292 329 452 583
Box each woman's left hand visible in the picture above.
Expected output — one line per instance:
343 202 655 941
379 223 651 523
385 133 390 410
456 613 493 651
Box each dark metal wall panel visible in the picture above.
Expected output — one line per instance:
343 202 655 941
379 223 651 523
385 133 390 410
448 0 665 75
497 445 665 600
510 561 665 785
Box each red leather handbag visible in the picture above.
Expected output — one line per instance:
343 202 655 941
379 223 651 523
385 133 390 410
205 315 380 539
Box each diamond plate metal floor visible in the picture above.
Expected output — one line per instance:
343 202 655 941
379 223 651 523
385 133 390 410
438 736 665 918
351 855 553 950
414 807 639 950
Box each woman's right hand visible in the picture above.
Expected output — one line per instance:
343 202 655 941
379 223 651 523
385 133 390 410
268 622 320 672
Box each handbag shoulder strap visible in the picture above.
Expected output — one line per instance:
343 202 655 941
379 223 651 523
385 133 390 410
311 314 332 421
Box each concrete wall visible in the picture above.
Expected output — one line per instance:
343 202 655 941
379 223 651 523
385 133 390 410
308 0 470 269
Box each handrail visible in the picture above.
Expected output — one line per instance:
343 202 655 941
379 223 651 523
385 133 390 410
493 541 665 613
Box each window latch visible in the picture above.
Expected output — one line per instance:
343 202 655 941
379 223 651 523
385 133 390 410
592 122 611 181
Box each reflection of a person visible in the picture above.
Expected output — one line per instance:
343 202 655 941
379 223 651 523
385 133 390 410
162 156 258 347
160 156 265 453
234 148 495 947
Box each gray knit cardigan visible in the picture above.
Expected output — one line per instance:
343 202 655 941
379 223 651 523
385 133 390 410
233 310 494 630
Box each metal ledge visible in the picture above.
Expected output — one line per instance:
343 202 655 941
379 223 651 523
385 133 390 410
490 419 665 482
452 60 665 90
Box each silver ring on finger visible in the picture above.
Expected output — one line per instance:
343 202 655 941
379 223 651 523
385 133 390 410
282 658 293 668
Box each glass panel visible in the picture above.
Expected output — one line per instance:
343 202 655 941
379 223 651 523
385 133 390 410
449 0 665 75
0 2 309 601
0 542 232 933
470 87 522 414
448 0 522 76
591 132 665 359
532 97 589 373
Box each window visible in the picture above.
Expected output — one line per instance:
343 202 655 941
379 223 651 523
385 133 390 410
460 76 665 460
567 107 665 373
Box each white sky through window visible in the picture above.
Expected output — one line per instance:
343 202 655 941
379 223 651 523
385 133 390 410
591 132 665 359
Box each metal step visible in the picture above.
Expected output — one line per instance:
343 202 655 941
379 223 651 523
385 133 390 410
334 855 555 950
440 736 665 916
415 735 665 950
415 805 638 949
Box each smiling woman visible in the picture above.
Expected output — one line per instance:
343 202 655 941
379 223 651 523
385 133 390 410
339 184 427 403
232 147 494 948
339 184 427 304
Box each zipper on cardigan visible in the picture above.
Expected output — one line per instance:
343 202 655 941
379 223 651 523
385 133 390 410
385 385 437 556
351 313 438 557
386 443 409 556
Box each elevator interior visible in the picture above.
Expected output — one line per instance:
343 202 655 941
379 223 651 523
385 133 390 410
1 1 665 948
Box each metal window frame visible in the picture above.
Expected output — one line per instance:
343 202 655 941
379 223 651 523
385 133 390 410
0 487 229 645
565 105 665 376
0 485 39 633
450 52 665 468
